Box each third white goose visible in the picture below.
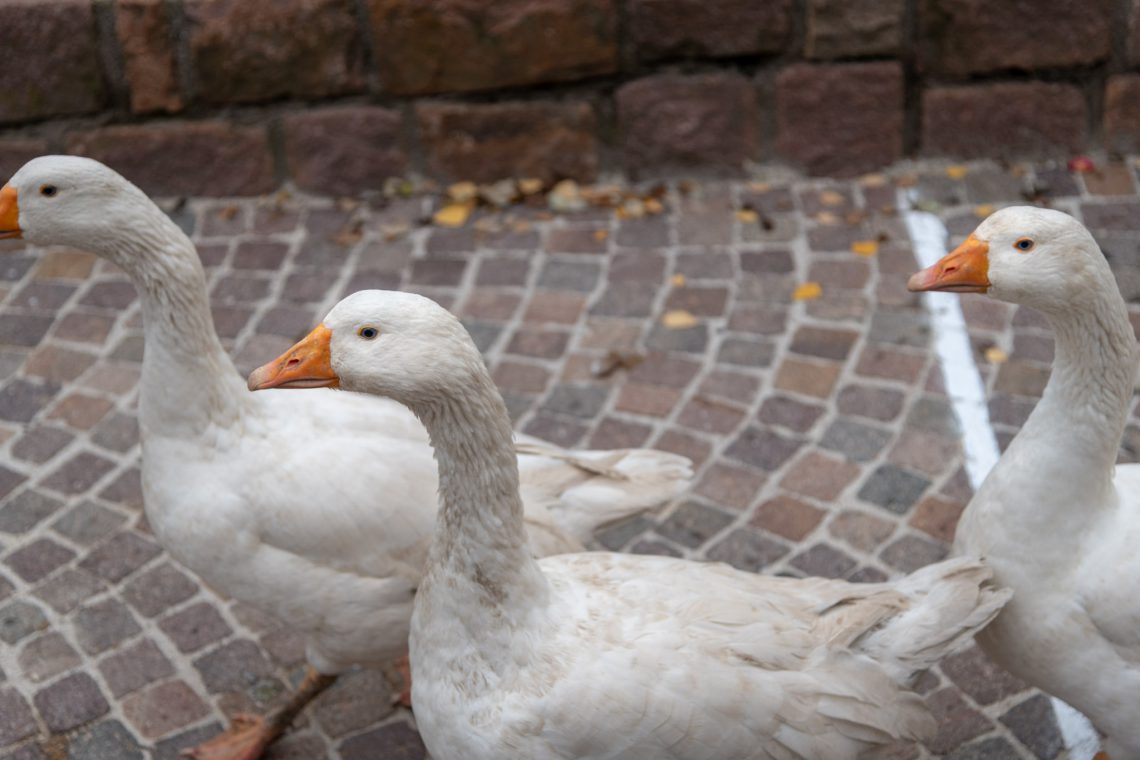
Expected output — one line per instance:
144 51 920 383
909 205 1140 759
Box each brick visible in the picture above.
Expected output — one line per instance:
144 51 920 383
66 122 276 197
100 467 144 509
339 720 425 760
92 412 140 453
4 538 75 583
0 315 54 348
68 720 144 760
186 0 363 104
941 645 1028 705
0 687 36 747
122 680 210 739
773 358 840 398
757 396 825 434
33 569 106 614
313 670 395 738
41 450 116 496
417 101 598 183
11 282 77 312
115 0 183 113
0 489 63 533
752 495 825 541
587 417 652 450
48 392 114 430
0 0 106 123
368 0 618 95
725 427 803 472
922 83 1087 160
34 672 109 732
24 345 96 384
780 451 860 501
716 337 774 367
858 465 930 514
698 370 759 405
505 328 569 359
790 543 858 578
994 359 1051 397
159 601 232 653
706 528 789 572
0 463 25 504
614 383 682 417
777 63 903 176
693 463 765 512
0 600 48 644
828 509 895 551
193 639 276 694
628 0 791 60
924 687 993 755
284 107 408 196
806 0 904 59
74 598 142 655
999 694 1064 760
656 501 733 548
739 251 795 277
789 326 858 361
653 429 711 469
18 632 81 684
946 738 1023 760
617 73 757 174
880 533 948 573
677 397 745 435
543 385 608 419
79 531 162 582
909 495 965 543
820 418 892 462
0 138 50 179
837 384 905 421
920 0 1111 76
523 292 586 324
81 281 137 310
99 638 175 698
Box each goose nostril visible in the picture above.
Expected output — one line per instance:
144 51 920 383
286 356 301 368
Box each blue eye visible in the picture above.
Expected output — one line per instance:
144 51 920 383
358 326 378 340
1014 238 1034 252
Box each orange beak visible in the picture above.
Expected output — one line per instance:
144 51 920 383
0 185 20 240
247 324 339 391
908 234 991 293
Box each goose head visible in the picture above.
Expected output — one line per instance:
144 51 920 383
247 290 486 406
908 206 1116 314
1 155 157 255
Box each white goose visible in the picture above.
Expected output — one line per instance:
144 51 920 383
0 156 692 759
249 289 1012 760
909 206 1140 760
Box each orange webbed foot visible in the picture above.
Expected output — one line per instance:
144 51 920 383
181 714 274 760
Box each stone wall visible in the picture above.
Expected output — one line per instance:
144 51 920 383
0 0 1137 196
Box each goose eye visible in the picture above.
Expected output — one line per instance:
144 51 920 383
1014 238 1035 252
358 326 379 340
39 185 58 198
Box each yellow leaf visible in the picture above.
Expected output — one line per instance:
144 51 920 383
747 181 771 193
946 165 969 180
974 204 996 218
851 240 879 256
984 346 1009 364
671 274 686 287
447 181 477 203
644 197 664 215
433 202 473 228
815 211 840 225
819 190 845 207
793 282 822 301
593 228 609 242
736 209 759 224
861 173 888 188
518 178 544 195
661 310 699 329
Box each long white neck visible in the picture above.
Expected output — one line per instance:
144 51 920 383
90 201 249 437
411 366 549 634
975 283 1135 536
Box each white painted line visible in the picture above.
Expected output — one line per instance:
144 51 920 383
899 191 1102 760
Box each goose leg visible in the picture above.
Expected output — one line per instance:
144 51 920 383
182 667 336 760
390 653 413 708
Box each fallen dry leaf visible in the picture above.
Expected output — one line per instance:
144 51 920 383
593 229 609 242
819 190 845 207
380 222 410 241
433 202 473 228
548 180 586 213
1068 156 1096 174
792 282 823 301
644 197 664 215
479 179 517 208
336 198 359 212
974 204 996 218
735 209 759 224
861 173 888 188
815 211 840 225
661 310 699 329
671 273 686 287
333 221 364 247
218 205 239 221
618 198 645 219
747 181 771 193
447 181 478 204
946 165 969 180
983 346 1009 364
896 174 918 188
518 178 544 196
592 349 645 378
851 240 879 256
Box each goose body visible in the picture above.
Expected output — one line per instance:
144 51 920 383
251 289 1012 760
0 157 691 753
909 206 1140 758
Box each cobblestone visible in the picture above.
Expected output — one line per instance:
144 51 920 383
0 160 1118 757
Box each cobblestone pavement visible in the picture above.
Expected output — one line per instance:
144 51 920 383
0 158 1137 759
